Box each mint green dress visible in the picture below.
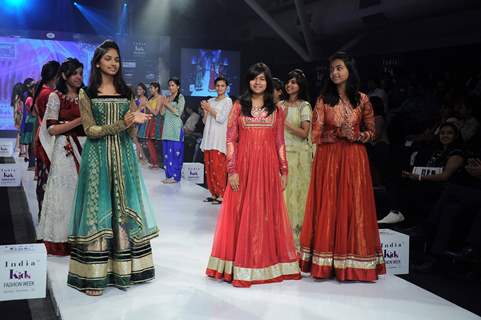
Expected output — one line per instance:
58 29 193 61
67 89 159 292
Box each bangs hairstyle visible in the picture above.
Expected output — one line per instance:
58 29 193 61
168 77 181 103
87 39 131 98
321 51 361 108
56 58 84 95
286 68 310 102
239 62 275 116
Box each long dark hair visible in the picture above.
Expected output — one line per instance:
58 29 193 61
32 60 60 108
239 62 275 116
87 40 131 98
56 58 84 95
286 68 310 102
10 82 23 108
321 51 361 108
168 77 181 103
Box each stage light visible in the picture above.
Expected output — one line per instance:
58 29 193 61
74 2 116 35
5 0 27 7
74 2 78 6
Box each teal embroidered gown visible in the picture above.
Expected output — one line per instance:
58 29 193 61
67 89 159 292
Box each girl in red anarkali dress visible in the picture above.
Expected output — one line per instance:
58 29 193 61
299 52 386 282
206 63 301 287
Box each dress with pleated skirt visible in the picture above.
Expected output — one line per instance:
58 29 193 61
299 93 386 282
206 102 301 287
67 89 159 292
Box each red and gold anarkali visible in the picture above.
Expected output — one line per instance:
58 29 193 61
299 93 386 282
206 102 301 287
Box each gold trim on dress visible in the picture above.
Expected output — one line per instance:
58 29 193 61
300 248 384 270
207 256 300 281
69 253 154 279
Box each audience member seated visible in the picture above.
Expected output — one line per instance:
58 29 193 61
379 123 465 225
414 146 481 271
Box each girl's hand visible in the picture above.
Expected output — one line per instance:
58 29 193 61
281 175 288 191
229 174 240 192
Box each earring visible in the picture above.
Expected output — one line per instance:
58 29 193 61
96 65 100 68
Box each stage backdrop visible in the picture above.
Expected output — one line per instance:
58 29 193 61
0 34 170 130
181 48 240 98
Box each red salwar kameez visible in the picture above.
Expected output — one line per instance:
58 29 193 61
204 150 227 198
206 102 301 287
299 93 386 282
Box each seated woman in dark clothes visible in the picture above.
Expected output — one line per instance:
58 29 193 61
380 122 465 226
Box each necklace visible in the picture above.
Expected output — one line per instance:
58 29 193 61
251 105 265 117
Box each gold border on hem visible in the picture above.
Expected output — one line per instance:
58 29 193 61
207 256 300 282
300 248 384 270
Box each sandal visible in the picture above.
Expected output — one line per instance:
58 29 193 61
84 289 103 296
203 197 216 202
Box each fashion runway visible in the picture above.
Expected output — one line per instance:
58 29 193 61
20 162 480 320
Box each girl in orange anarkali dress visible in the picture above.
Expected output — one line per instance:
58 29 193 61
299 93 386 281
299 53 385 282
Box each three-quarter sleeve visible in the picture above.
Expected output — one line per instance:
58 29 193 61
79 89 128 139
171 94 185 117
311 97 325 145
215 98 233 124
226 102 241 175
360 94 376 142
276 106 288 176
45 92 61 129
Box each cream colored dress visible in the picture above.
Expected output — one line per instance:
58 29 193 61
281 100 312 249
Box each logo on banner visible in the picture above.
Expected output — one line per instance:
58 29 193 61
132 41 147 57
182 163 204 184
382 241 402 263
0 165 21 186
3 259 37 289
0 140 14 157
0 244 47 301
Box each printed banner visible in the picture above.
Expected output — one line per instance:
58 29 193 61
0 244 47 301
379 229 410 275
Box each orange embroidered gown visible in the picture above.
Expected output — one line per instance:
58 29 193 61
299 93 386 281
206 102 301 287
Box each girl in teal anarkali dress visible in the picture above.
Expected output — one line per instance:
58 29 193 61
67 40 158 296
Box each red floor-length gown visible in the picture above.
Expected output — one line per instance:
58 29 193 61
299 93 386 282
206 102 301 287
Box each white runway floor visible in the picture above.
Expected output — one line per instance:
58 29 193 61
20 161 480 320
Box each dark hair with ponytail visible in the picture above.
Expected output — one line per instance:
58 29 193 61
32 60 60 108
168 77 181 103
56 58 84 95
